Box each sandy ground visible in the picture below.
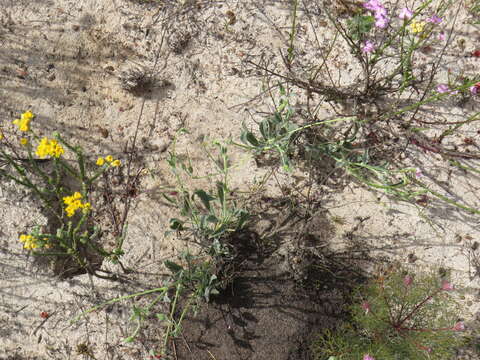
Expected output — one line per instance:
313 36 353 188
1 0 480 358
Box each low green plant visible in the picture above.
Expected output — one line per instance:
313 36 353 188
165 130 249 247
312 267 466 360
0 110 126 278
73 133 248 357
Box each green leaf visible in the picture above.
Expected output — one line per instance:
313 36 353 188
206 214 218 223
245 132 260 147
164 260 183 274
216 182 225 205
194 189 214 211
169 218 184 230
260 119 273 139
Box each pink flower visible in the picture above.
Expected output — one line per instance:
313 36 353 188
375 14 389 28
436 84 450 93
453 321 465 331
363 355 375 360
438 31 446 41
426 15 443 24
403 275 413 286
362 40 376 53
441 280 455 291
361 301 371 314
470 83 480 95
363 0 383 11
399 7 413 20
415 168 423 178
363 0 389 28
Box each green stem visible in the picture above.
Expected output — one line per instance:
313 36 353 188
70 286 169 323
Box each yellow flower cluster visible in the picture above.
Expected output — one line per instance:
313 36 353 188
19 234 39 250
63 192 91 217
409 21 426 34
35 137 64 158
12 111 34 132
96 155 121 167
19 234 51 250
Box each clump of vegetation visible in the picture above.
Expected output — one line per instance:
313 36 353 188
241 0 480 216
312 267 466 360
0 111 126 278
73 132 249 357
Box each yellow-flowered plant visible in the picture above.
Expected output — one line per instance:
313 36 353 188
12 110 34 132
409 21 426 34
0 110 127 279
35 137 65 158
63 192 91 217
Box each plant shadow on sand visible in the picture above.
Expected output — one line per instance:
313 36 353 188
174 209 369 360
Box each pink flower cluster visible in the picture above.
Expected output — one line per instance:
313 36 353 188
363 0 389 28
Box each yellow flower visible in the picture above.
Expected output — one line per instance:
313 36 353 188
96 157 105 166
19 234 39 250
111 159 121 167
20 138 28 146
63 192 91 217
105 155 113 163
0 132 4 140
12 111 35 132
21 111 34 121
410 21 426 34
35 137 64 158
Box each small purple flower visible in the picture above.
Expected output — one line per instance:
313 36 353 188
426 15 443 24
453 321 465 331
399 7 413 20
363 0 389 28
436 84 450 93
363 0 383 11
470 83 480 95
415 168 423 178
438 31 446 41
375 14 389 28
362 40 376 54
441 280 455 291
363 355 375 360
403 275 413 286
375 6 388 17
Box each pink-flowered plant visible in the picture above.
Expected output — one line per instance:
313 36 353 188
426 15 443 24
362 40 376 53
441 280 455 291
403 275 413 286
399 7 413 20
